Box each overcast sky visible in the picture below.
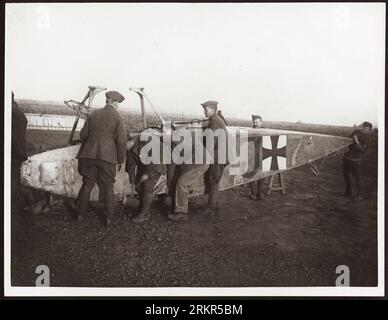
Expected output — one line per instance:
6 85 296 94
5 3 385 126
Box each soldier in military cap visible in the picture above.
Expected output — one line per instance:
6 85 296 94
201 100 228 215
75 90 127 225
249 115 265 200
252 115 263 129
169 100 227 221
342 121 373 200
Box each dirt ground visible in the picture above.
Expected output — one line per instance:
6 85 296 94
11 137 378 288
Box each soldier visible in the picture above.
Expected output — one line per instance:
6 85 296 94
12 92 51 217
252 114 263 129
168 100 227 221
249 115 265 200
11 92 31 214
11 92 28 191
132 136 167 223
343 121 373 200
75 90 127 226
202 101 228 215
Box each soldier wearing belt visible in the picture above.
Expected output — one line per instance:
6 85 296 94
249 115 265 201
343 121 372 200
76 90 127 226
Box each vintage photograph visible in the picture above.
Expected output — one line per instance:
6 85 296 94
4 3 385 296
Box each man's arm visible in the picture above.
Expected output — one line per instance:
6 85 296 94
80 119 89 141
201 119 210 129
115 118 127 164
352 134 368 153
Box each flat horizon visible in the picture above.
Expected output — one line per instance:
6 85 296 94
15 97 376 129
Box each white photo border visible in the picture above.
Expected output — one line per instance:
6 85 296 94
3 2 385 297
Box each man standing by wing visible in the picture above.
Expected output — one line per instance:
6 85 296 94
201 101 228 216
343 121 373 200
167 100 227 221
249 115 265 201
76 90 127 226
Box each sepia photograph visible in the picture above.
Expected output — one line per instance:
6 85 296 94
4 2 385 297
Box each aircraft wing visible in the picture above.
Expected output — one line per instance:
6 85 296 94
20 126 352 200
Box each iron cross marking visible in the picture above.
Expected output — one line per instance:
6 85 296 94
262 136 287 171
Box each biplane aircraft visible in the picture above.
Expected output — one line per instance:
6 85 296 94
19 86 353 205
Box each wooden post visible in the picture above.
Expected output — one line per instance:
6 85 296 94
139 91 147 128
267 172 286 195
67 89 90 145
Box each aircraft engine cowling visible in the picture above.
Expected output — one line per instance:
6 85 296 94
39 162 60 186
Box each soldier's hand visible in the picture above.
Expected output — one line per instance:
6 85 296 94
69 139 82 146
141 174 149 182
126 140 134 151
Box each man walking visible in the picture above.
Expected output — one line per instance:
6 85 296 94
76 90 127 225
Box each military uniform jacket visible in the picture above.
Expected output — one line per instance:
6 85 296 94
202 113 228 164
77 105 127 164
344 130 368 161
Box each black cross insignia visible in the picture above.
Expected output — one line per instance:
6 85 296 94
262 136 287 171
